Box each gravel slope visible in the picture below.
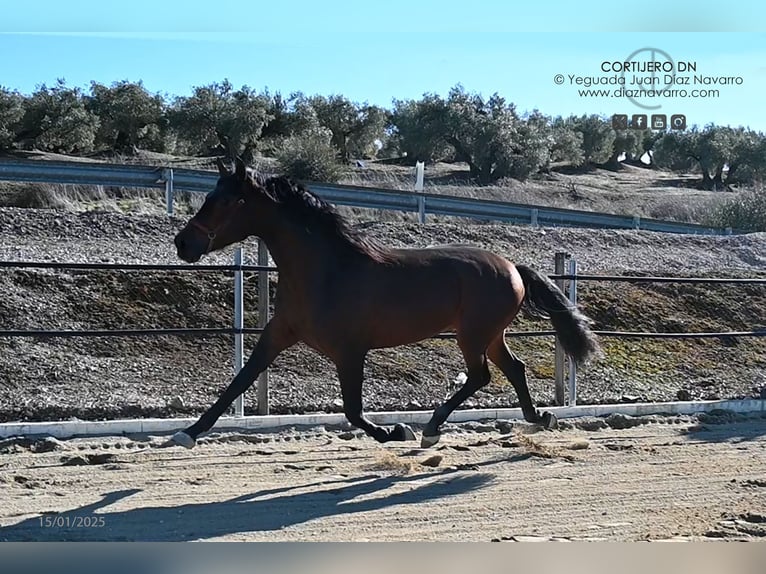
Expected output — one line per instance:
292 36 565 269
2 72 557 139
1 206 765 423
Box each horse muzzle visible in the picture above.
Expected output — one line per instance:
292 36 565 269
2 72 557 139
174 228 210 263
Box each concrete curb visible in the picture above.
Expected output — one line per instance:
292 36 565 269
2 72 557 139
0 399 763 439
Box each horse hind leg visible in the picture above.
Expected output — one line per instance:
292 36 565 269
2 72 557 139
422 339 492 448
487 335 557 429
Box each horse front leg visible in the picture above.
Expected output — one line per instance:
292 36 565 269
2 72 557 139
171 318 297 448
336 352 416 443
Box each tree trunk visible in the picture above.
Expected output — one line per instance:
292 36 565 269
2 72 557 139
724 163 739 188
697 165 715 190
602 150 623 171
446 136 480 179
478 159 493 184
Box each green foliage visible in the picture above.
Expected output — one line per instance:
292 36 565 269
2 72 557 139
276 127 345 182
302 94 387 160
512 111 560 178
654 125 766 188
260 90 311 140
704 186 766 232
549 116 584 167
17 79 99 153
652 129 698 171
168 80 272 156
389 95 451 163
88 80 167 152
5 75 766 195
571 115 614 164
710 127 766 185
0 87 25 150
439 86 556 183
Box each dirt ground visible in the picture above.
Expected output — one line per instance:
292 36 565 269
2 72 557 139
1 413 764 542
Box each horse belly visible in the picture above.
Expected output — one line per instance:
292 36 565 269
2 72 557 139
364 279 459 348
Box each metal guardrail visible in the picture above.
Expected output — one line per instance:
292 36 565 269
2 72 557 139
0 158 738 235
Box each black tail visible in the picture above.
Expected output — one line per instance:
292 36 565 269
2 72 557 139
516 264 599 365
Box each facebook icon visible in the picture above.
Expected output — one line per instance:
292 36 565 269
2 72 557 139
631 114 647 129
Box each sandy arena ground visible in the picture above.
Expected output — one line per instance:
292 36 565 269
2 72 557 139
1 414 764 542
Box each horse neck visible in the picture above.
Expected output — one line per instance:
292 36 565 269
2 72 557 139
259 221 348 282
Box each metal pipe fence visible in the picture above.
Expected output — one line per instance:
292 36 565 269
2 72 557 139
2 250 764 411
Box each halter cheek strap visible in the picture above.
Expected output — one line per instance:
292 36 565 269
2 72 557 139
188 219 218 254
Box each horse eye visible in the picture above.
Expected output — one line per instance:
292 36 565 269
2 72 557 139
237 198 245 205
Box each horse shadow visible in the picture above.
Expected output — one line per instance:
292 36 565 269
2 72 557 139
681 411 766 444
0 470 495 541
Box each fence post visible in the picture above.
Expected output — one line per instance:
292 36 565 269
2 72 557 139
530 208 538 228
163 168 174 216
233 248 245 417
257 239 271 415
415 161 426 224
567 258 578 406
633 215 640 229
553 252 568 406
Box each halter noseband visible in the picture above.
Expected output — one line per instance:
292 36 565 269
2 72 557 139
187 197 246 254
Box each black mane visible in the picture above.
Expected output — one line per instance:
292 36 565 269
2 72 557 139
256 174 390 262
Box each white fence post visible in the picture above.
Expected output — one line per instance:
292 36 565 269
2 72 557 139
233 247 245 417
567 258 578 406
257 240 270 415
530 208 539 227
163 168 174 216
553 252 568 406
415 161 426 224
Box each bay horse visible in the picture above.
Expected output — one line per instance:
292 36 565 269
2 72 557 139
171 158 599 449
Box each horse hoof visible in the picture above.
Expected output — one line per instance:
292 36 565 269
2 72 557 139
393 423 416 441
171 431 196 449
541 412 559 430
421 433 441 448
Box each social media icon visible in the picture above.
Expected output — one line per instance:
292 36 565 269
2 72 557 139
670 114 687 130
631 114 647 129
612 114 628 130
651 114 667 130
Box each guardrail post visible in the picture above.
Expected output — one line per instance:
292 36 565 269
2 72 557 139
233 248 245 417
633 215 640 229
163 168 174 216
567 258 578 406
415 161 426 224
257 240 271 415
530 208 539 227
554 252 568 406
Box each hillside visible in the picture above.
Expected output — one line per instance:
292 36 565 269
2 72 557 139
0 151 745 228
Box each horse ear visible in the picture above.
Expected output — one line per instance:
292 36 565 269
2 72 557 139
215 158 230 177
234 156 247 180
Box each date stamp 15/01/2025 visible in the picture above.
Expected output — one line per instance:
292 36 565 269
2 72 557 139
39 515 106 529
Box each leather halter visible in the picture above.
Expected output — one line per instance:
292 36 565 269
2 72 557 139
187 197 245 254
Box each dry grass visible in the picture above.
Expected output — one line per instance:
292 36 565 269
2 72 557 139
514 433 578 462
0 181 165 213
341 160 734 225
364 450 418 474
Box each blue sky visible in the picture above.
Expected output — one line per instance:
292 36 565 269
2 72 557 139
2 1 766 131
